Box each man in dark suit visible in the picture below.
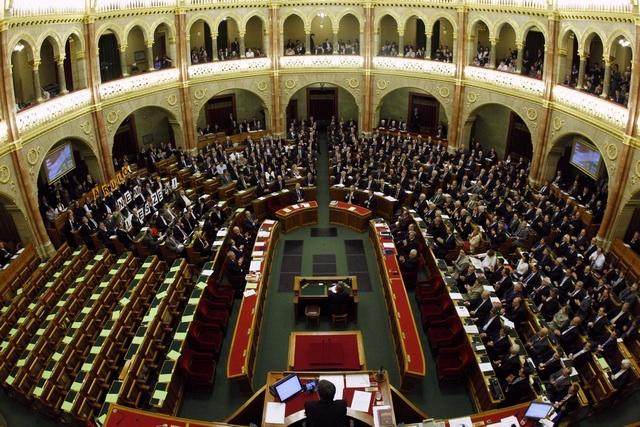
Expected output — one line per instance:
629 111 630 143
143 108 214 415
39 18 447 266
304 379 347 427
547 367 572 401
555 316 583 353
610 359 633 390
362 190 377 210
292 183 305 203
328 282 351 317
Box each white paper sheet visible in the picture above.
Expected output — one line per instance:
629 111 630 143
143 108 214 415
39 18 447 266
243 289 256 298
482 285 496 292
257 231 270 237
464 325 479 334
455 305 470 317
449 292 464 300
345 373 371 388
350 390 372 412
265 402 286 424
319 374 345 391
249 260 262 272
382 242 395 249
448 416 473 427
479 362 494 373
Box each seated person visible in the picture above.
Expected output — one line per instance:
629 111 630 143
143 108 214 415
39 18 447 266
304 379 347 427
550 383 580 422
328 281 350 317
398 249 419 288
610 359 633 391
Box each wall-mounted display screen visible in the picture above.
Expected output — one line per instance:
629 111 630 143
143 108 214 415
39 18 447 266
44 143 76 184
570 140 601 179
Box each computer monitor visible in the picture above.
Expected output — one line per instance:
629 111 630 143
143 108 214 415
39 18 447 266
524 401 554 420
271 374 304 402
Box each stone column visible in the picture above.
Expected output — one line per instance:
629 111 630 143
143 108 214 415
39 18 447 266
398 32 404 56
175 11 197 152
146 40 154 71
576 54 587 89
32 60 43 103
76 50 88 89
239 32 246 57
119 44 128 77
271 5 282 135
211 33 218 61
305 30 311 55
362 4 374 132
333 31 338 54
448 6 468 149
168 37 177 66
488 38 497 68
186 36 191 65
263 30 270 57
373 30 380 56
425 32 432 59
555 48 567 84
601 59 612 99
515 41 524 74
56 58 68 94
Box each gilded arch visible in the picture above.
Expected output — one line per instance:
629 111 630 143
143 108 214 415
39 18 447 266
582 29 607 56
375 11 401 33
468 17 494 40
123 22 151 43
494 19 519 42
36 33 63 59
241 12 269 34
8 33 38 58
95 23 125 46
279 10 308 34
605 29 635 58
336 10 364 31
187 14 216 34
150 18 177 41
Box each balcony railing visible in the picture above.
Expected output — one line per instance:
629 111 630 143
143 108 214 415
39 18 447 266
188 57 272 79
464 66 545 96
553 85 628 129
16 89 92 134
3 0 637 17
99 68 180 101
373 57 456 77
279 55 364 69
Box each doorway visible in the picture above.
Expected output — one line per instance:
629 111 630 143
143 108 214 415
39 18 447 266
307 87 337 124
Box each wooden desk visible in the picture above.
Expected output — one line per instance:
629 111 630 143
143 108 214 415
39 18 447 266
329 201 372 232
252 187 317 220
292 276 359 322
227 220 280 391
275 201 319 233
262 370 395 427
369 221 426 390
610 238 640 283
0 245 39 304
288 331 366 371
104 403 232 426
329 187 395 220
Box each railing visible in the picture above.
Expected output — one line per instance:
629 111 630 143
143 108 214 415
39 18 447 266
467 0 547 8
464 66 545 96
8 0 85 16
16 89 92 135
99 68 180 100
553 85 629 129
3 0 637 16
373 57 456 77
188 57 272 79
94 0 176 12
279 55 364 69
555 0 634 13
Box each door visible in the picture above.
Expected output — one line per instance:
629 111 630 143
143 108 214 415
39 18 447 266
408 93 439 133
286 99 298 125
205 95 237 133
307 88 337 125
505 112 533 160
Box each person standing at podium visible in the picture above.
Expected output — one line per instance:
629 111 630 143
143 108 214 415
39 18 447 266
304 379 347 427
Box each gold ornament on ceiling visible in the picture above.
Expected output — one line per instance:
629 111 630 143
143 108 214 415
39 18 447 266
0 165 10 184
194 88 208 100
166 94 178 107
106 110 121 124
256 81 268 92
27 147 41 166
466 92 479 105
345 78 360 89
605 143 618 161
524 107 538 121
552 117 564 131
437 87 450 99
80 121 92 135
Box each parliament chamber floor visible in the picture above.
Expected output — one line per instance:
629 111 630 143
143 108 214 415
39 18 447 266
2 1 640 426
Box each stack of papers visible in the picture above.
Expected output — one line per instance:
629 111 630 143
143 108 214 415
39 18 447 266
346 373 371 388
265 402 285 424
350 390 372 412
319 374 345 399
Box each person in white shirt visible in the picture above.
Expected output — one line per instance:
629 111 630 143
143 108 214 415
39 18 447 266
481 249 498 272
589 247 606 271
515 252 530 277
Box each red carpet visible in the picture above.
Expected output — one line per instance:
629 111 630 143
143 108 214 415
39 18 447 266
293 333 361 371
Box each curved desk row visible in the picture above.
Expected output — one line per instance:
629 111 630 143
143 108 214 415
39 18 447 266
227 219 280 391
275 201 319 233
252 187 317 220
369 220 426 390
329 186 397 220
329 201 372 232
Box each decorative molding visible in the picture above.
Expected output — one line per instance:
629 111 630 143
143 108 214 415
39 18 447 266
437 87 451 99
605 143 618 161
466 92 479 106
0 166 10 184
166 94 178 107
280 55 364 69
283 79 298 96
464 67 545 97
188 58 272 79
80 121 92 135
375 79 390 96
99 69 179 101
523 107 538 121
16 90 92 135
373 57 456 77
256 80 269 92
26 147 41 166
553 85 628 130
552 117 565 131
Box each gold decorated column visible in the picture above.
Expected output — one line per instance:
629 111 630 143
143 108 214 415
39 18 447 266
529 13 558 187
596 24 640 245
362 2 374 133
175 11 197 151
0 25 53 256
146 40 155 71
56 57 68 95
85 17 115 181
32 60 43 103
270 4 282 135
447 6 467 150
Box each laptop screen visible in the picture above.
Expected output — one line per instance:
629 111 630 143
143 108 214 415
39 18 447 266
524 401 553 419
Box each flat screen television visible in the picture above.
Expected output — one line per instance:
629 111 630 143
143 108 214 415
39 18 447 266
44 143 76 184
524 400 554 420
570 140 601 179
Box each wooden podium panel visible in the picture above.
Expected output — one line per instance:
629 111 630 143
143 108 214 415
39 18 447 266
329 187 395 220
329 201 372 232
275 201 319 233
252 187 317 220
292 275 359 322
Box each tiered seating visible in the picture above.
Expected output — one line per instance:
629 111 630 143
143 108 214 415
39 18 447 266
0 245 92 382
31 252 138 417
0 243 71 341
0 245 40 304
149 263 220 414
95 259 191 421
4 250 114 403
59 256 165 424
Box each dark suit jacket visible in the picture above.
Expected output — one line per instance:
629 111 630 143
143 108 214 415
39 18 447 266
304 399 348 427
